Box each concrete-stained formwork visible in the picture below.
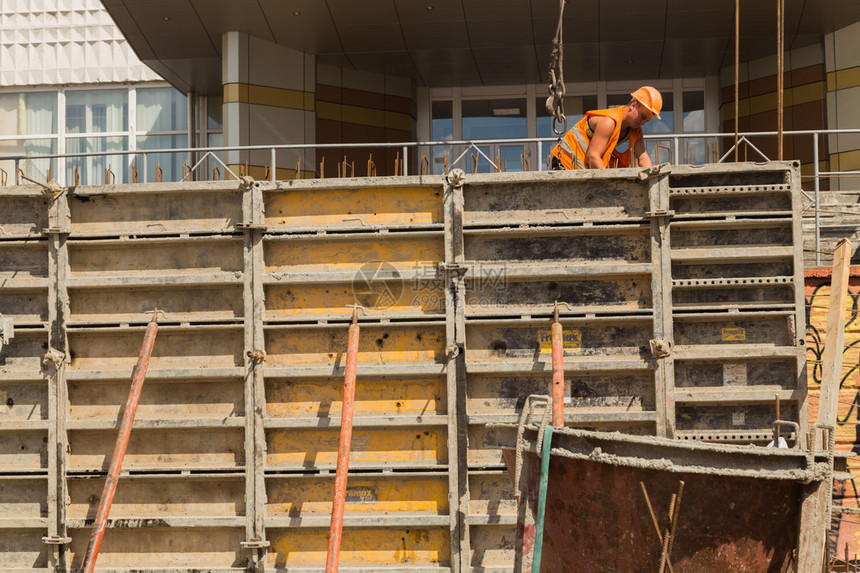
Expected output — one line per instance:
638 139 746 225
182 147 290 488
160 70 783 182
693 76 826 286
0 162 806 572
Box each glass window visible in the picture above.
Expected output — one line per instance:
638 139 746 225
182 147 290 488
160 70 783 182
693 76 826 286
66 89 128 133
137 134 187 182
207 95 223 131
683 91 705 132
536 95 597 138
137 87 187 133
462 98 526 140
0 92 58 136
65 136 128 184
431 101 453 174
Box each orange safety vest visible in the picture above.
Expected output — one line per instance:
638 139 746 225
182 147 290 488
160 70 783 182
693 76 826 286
550 106 642 169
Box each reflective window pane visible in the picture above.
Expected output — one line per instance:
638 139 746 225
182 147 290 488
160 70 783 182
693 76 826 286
65 136 128 184
683 91 705 132
0 92 57 135
462 99 526 140
137 134 187 182
536 95 597 138
207 95 223 131
431 101 453 174
66 89 128 133
137 87 187 133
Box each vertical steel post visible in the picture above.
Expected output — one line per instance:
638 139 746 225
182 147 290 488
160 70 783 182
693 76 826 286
551 302 564 427
325 308 361 573
270 147 277 182
735 0 740 162
814 134 821 266
79 315 159 573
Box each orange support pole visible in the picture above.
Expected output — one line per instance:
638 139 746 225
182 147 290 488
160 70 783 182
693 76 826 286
551 301 564 427
326 307 361 573
80 313 159 573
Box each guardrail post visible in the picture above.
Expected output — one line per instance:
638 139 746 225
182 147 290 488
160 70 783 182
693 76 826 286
270 147 276 182
813 133 821 266
402 144 408 176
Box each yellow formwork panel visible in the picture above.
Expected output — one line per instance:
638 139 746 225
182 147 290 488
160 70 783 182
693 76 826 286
67 477 245 519
266 281 445 318
266 377 445 417
265 186 442 228
267 475 449 515
0 530 48 569
265 326 445 366
264 236 443 272
69 378 243 420
68 191 241 235
267 427 447 466
68 330 244 371
67 527 245 568
69 285 244 323
68 428 245 470
267 527 450 567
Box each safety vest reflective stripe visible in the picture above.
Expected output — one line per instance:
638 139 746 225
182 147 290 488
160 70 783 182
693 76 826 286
556 136 585 169
570 128 590 169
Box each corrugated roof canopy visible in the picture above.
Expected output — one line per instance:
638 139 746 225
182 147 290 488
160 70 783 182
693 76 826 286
100 0 860 94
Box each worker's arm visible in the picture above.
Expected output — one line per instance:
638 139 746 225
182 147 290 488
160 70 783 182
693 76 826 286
633 136 652 168
584 116 616 169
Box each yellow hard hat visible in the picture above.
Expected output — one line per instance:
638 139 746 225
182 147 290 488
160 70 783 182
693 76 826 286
631 86 662 120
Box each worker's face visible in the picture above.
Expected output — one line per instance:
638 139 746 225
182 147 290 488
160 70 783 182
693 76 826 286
628 101 654 128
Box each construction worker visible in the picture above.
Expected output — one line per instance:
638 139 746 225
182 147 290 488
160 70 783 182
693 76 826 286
550 86 662 170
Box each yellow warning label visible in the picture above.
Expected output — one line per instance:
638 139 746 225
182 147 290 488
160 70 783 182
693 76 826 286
539 329 582 352
721 327 746 342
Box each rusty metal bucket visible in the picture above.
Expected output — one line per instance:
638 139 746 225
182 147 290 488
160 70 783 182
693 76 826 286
491 400 850 573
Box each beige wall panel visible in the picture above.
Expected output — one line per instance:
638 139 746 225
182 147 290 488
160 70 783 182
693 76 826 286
469 524 517 568
266 474 449 516
265 235 442 272
833 21 860 70
265 325 445 366
0 478 47 519
68 239 243 277
266 427 447 469
68 330 243 371
0 243 48 279
0 381 47 420
266 376 445 417
68 191 241 235
0 195 48 237
68 378 243 420
68 427 245 470
0 289 47 323
67 476 245 519
69 285 244 323
267 527 450 567
67 527 245 568
468 472 517 518
0 331 48 375
0 530 48 568
0 430 47 469
264 185 442 228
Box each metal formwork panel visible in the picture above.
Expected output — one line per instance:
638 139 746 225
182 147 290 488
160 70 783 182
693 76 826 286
0 164 807 572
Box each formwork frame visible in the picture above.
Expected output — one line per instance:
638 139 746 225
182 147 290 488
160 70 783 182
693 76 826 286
0 162 806 572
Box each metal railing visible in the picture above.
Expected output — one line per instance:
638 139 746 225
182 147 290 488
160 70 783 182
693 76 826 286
3 128 860 266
